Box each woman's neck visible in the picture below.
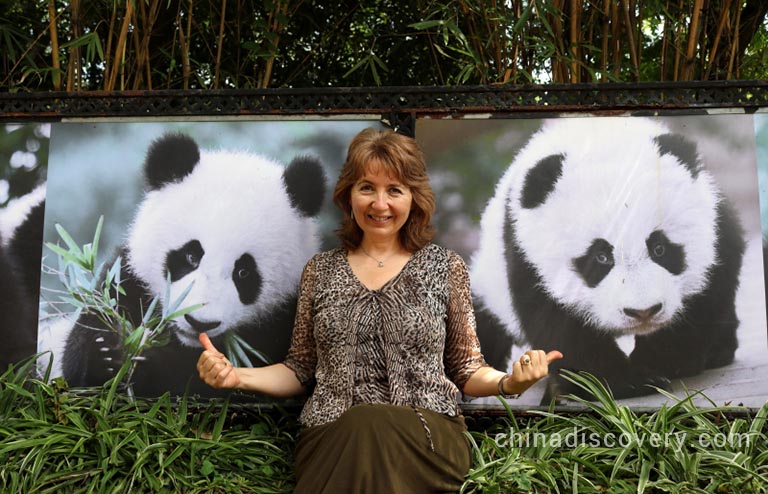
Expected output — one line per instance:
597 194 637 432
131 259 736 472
358 238 403 258
348 238 412 289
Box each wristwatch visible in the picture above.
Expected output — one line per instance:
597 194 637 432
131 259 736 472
497 373 521 399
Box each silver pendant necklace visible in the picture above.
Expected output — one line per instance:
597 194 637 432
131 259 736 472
360 246 395 268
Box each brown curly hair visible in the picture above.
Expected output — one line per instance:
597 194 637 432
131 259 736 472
333 128 435 252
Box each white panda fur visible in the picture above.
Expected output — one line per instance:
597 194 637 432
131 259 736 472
0 183 46 369
62 134 326 396
471 117 745 400
0 183 46 248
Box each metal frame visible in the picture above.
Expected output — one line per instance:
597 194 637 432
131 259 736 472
2 81 766 123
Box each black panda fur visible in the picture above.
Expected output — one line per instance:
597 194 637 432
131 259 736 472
470 118 745 401
62 134 326 396
0 185 46 370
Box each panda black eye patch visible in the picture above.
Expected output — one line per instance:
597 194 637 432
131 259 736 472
165 240 204 282
573 238 615 288
646 230 686 275
233 253 261 305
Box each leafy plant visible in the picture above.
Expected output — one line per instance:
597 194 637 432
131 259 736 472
0 355 298 493
461 371 768 493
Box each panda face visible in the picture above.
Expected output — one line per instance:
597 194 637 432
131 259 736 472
161 237 268 345
510 117 720 335
127 135 324 347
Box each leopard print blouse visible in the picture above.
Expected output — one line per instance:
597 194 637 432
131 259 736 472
283 243 488 428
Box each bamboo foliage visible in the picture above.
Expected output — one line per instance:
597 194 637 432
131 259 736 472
133 0 161 90
4 0 767 91
47 0 61 90
177 0 193 89
258 1 303 89
66 0 81 91
214 0 227 88
413 0 767 84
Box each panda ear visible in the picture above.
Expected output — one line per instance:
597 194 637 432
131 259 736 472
520 154 564 209
654 133 700 178
144 133 201 190
283 155 327 217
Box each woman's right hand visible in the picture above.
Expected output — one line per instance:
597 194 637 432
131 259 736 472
197 333 242 389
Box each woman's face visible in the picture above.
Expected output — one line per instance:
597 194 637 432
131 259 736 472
350 163 413 244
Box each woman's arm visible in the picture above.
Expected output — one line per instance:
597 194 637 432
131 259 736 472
197 258 318 399
196 333 305 398
441 251 563 397
462 350 563 398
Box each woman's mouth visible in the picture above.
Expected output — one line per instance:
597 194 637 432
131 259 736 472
368 214 391 223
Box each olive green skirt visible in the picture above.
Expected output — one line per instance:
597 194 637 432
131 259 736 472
294 403 471 494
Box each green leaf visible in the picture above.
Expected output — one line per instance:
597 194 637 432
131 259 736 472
54 223 84 257
409 20 444 30
200 459 215 476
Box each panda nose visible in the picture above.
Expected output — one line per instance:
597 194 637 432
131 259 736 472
623 303 662 322
184 314 221 333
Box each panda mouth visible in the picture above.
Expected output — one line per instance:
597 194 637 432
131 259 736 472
623 320 664 335
184 314 221 333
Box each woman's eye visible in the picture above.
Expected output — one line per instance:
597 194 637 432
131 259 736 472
652 243 666 257
390 187 402 194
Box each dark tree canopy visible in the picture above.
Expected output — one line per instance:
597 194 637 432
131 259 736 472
0 0 766 91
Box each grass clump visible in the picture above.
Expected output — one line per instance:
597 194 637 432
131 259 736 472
0 355 298 494
461 371 768 494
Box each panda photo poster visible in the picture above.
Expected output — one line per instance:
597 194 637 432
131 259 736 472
418 113 768 409
9 114 768 409
38 120 378 397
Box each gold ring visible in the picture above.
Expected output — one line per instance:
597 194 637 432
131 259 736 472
522 355 531 365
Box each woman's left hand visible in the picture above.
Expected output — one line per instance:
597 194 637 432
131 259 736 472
501 350 563 395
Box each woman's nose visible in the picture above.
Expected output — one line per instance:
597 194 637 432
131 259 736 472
371 192 388 209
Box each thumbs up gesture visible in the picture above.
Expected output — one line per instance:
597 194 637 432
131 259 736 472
197 333 241 389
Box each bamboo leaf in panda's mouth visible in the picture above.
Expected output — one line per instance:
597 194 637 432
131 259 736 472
224 333 273 368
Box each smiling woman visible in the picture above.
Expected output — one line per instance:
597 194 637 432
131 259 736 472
196 127 562 493
338 129 423 290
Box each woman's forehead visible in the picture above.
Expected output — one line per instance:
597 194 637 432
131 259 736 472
358 159 403 183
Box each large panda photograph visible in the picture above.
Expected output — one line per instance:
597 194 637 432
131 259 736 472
418 113 768 408
23 113 768 409
40 120 378 397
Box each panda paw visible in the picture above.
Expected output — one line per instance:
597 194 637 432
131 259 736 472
93 334 125 381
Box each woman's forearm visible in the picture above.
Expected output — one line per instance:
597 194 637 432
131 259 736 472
234 362 306 398
462 365 515 397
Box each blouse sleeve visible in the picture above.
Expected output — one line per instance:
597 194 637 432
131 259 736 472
443 250 488 390
282 256 318 387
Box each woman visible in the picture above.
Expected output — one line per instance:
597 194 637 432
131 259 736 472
197 128 562 493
